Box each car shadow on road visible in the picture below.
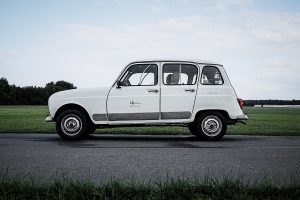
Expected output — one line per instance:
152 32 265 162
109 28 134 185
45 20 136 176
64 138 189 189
17 134 196 142
16 133 262 144
52 134 263 149
8 133 263 149
88 134 199 141
84 134 262 142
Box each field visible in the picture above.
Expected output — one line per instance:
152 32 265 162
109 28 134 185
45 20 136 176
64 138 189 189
0 106 299 135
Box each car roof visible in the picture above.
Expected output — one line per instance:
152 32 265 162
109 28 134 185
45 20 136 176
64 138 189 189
130 59 222 66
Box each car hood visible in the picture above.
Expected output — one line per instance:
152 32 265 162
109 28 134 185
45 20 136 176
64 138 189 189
49 86 110 100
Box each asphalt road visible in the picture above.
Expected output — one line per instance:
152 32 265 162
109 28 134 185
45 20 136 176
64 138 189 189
0 134 299 185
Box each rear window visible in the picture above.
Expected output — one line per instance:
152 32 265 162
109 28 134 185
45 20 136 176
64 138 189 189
201 66 223 85
163 64 198 85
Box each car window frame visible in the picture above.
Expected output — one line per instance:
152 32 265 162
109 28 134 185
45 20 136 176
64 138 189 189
200 65 224 85
162 63 199 86
118 63 159 87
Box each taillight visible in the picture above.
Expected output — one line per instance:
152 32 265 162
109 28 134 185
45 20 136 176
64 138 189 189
237 98 244 109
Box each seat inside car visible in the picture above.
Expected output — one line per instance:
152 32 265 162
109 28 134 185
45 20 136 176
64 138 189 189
166 72 179 85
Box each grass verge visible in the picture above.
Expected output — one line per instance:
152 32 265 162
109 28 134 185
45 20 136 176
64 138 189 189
0 177 299 200
0 106 300 135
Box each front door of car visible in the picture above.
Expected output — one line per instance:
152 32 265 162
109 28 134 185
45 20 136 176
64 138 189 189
160 63 199 120
107 63 160 123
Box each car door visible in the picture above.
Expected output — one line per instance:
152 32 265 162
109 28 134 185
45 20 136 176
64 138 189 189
107 62 160 123
160 62 199 120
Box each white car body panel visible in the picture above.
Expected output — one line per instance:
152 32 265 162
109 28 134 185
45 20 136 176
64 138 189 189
48 87 109 124
47 59 247 126
190 64 245 121
107 85 160 121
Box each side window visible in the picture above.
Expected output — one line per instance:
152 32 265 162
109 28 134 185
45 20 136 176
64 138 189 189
120 64 158 86
201 66 223 85
163 64 198 85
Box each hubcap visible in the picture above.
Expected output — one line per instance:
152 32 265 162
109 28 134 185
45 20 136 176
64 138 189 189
61 114 82 136
201 115 222 137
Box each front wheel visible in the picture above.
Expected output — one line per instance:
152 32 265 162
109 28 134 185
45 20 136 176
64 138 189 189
56 110 90 140
87 125 97 134
190 112 227 141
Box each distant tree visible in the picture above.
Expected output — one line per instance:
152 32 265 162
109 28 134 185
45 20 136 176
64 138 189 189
55 81 76 90
0 78 76 105
0 77 10 105
45 80 76 98
244 99 300 106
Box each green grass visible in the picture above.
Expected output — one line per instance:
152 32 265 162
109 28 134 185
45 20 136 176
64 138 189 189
0 106 300 135
0 106 54 133
0 177 299 200
229 107 300 135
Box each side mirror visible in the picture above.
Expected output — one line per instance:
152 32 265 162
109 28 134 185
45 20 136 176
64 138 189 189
116 81 121 89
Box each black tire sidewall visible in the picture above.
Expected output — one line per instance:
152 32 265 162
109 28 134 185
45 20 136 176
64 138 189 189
188 123 197 135
87 125 97 134
56 110 89 140
194 112 227 141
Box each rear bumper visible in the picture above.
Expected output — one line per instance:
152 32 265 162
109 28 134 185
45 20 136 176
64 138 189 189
227 113 248 125
237 114 248 120
45 115 53 122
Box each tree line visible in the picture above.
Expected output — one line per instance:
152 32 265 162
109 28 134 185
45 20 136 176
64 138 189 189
243 99 300 106
0 77 76 105
0 77 299 105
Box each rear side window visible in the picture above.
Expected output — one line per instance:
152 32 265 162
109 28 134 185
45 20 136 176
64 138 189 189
163 64 198 85
201 66 223 85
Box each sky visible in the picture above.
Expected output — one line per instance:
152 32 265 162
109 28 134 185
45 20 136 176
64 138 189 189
0 0 300 99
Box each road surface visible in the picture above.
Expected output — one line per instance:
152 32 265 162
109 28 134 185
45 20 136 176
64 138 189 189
0 134 299 185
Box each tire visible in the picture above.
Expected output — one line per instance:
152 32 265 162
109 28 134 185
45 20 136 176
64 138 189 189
192 111 227 141
87 125 97 134
188 123 197 135
56 109 90 140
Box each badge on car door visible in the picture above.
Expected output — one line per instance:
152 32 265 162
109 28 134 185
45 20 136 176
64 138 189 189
130 101 141 107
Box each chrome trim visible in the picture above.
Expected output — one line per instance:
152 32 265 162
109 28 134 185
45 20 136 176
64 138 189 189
201 115 222 137
92 114 107 121
147 89 159 93
106 111 192 121
109 112 160 121
61 114 82 136
237 114 248 120
161 112 191 119
184 89 195 92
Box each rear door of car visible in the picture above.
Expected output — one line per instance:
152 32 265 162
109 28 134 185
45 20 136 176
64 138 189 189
160 62 199 120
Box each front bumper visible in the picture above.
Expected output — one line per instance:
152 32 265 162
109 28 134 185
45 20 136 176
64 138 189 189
45 115 53 122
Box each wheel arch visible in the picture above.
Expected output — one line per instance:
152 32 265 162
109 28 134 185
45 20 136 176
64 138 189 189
193 109 231 123
53 103 93 123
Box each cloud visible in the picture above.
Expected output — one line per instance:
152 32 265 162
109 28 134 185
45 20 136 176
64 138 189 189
148 0 165 13
1 5 300 99
214 0 251 12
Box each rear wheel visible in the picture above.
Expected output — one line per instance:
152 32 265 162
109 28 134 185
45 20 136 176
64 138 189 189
190 111 227 141
56 109 90 140
188 123 197 135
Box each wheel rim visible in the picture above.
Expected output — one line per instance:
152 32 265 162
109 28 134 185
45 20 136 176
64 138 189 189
61 114 82 136
201 115 222 137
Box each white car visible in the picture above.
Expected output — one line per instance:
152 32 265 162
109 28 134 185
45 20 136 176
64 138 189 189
46 59 247 140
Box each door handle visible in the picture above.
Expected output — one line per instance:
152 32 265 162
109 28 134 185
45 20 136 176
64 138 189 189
147 89 159 93
185 89 195 92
